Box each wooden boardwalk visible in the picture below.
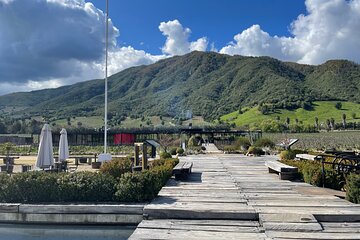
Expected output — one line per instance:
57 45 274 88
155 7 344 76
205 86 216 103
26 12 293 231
129 154 360 239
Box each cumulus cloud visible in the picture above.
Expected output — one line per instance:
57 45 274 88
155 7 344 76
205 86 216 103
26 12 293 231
159 20 208 55
220 0 360 64
0 1 204 95
0 0 117 83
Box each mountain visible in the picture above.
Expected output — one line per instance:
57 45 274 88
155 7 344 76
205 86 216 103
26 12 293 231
1 51 359 120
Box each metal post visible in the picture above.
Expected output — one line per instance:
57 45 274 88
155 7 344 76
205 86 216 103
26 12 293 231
142 144 148 171
104 0 109 154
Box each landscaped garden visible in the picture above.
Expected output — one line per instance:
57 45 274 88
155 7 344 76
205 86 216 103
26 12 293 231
0 157 178 203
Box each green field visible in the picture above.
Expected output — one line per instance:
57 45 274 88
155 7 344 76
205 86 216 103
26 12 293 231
263 131 360 151
221 101 360 127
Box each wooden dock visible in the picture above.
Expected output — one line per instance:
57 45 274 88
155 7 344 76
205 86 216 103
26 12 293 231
130 154 360 239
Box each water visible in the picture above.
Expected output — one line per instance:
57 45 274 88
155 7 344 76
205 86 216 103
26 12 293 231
0 224 135 240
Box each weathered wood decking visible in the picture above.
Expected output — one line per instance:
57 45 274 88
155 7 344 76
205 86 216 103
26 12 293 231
130 154 360 239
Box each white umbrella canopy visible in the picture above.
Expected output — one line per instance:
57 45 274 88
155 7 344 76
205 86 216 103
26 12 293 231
58 128 69 162
35 124 54 169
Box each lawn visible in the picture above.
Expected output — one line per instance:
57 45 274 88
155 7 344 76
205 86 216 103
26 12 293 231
221 101 360 127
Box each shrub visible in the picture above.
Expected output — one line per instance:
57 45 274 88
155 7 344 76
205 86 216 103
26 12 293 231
280 160 342 190
223 145 237 153
160 151 172 159
280 150 296 160
169 148 177 155
57 172 116 202
115 162 175 202
99 157 133 179
235 137 251 150
346 173 360 204
176 147 184 155
247 146 264 156
150 158 179 168
0 171 116 203
0 172 60 203
254 138 275 148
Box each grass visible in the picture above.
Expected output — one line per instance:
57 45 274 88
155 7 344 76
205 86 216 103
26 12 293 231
264 131 360 151
221 101 360 127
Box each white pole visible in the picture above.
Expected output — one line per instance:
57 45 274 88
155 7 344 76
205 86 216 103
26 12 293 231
104 0 109 154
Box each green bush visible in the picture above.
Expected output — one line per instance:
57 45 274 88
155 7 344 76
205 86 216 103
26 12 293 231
176 147 184 155
150 158 179 168
235 137 251 150
57 172 116 202
280 160 342 190
346 173 360 204
223 145 237 153
169 148 177 155
0 171 116 203
254 138 275 148
280 150 296 160
160 151 172 159
247 146 264 156
0 172 60 203
115 162 174 202
99 157 133 178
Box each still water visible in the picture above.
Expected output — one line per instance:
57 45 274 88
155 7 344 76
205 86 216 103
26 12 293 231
0 224 135 240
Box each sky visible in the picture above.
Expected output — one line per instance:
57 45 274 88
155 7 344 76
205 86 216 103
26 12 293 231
0 0 359 96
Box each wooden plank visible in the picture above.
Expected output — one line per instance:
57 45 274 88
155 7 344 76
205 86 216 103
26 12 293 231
138 220 261 232
265 160 298 173
129 228 268 240
18 204 144 214
0 204 19 213
266 231 360 239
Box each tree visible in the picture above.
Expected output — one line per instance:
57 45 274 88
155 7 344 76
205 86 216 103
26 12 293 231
0 121 6 133
158 134 174 153
285 117 290 127
342 114 346 129
335 102 342 110
351 113 356 119
326 119 331 130
314 117 319 130
330 118 335 130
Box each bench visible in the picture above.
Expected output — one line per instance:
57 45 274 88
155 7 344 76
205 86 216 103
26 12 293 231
265 160 298 180
172 162 193 180
296 154 323 161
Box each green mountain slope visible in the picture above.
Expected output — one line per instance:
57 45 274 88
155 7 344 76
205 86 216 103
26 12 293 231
0 51 359 120
221 101 360 127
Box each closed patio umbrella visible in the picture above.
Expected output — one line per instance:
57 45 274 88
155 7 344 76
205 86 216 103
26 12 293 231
35 124 54 169
58 128 69 162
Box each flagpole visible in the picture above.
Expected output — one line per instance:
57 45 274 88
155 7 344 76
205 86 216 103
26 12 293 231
99 0 111 162
104 0 109 154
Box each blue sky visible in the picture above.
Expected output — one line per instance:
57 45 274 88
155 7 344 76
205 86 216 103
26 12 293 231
90 0 306 54
0 0 359 95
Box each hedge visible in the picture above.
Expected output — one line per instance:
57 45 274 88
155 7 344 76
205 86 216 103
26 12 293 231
99 157 133 179
115 158 178 202
0 172 116 203
281 159 342 190
0 158 179 203
346 173 360 204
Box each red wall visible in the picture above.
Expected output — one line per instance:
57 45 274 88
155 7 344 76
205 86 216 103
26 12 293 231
113 133 135 145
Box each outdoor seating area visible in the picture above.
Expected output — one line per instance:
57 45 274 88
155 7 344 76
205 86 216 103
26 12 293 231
265 160 298 180
172 161 193 180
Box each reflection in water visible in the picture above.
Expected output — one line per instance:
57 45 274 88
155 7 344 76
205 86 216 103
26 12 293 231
0 224 135 240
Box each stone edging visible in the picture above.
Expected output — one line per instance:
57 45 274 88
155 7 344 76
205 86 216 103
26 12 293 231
0 203 144 225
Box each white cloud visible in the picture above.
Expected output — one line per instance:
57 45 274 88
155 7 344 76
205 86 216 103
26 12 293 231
159 19 208 55
0 0 206 96
220 0 360 65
